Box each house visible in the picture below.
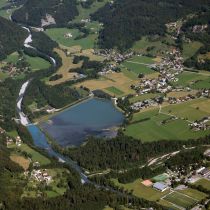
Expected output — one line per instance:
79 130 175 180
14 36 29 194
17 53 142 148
141 180 153 187
199 168 210 176
153 182 168 192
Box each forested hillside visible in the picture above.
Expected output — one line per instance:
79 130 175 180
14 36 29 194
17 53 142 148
0 17 27 60
12 0 78 27
92 0 210 50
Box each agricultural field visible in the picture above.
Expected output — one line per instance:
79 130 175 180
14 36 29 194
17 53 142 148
131 36 175 56
10 154 30 171
3 52 51 71
194 178 210 190
18 144 51 166
124 105 210 142
45 28 97 49
111 179 169 201
75 71 138 96
173 71 210 89
129 93 163 104
167 90 197 98
105 86 124 96
46 48 82 85
162 98 210 121
22 168 69 198
182 41 203 60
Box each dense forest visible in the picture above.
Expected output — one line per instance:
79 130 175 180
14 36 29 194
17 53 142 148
12 0 78 27
65 134 210 171
0 16 27 60
92 0 210 50
182 10 210 70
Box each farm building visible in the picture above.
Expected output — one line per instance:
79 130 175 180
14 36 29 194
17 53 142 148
153 182 169 192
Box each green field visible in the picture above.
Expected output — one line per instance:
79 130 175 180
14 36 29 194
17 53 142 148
179 188 208 200
174 71 210 89
182 41 203 60
129 93 163 103
132 36 175 56
128 55 155 64
194 179 210 190
125 107 210 142
106 86 124 96
111 179 169 201
4 52 50 71
45 28 96 49
162 98 210 121
19 144 51 166
163 192 198 209
123 62 155 75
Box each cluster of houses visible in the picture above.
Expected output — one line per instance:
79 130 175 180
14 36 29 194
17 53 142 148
167 94 195 104
188 166 210 184
31 169 52 185
131 98 160 111
189 117 210 131
6 135 22 147
94 49 133 64
192 25 208 33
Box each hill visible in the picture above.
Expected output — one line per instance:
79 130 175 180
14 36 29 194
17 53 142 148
0 17 27 60
12 0 78 27
92 0 210 50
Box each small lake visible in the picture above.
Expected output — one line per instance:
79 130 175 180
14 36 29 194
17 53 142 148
40 98 124 147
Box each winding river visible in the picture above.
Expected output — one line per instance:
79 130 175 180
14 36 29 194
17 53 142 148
17 28 89 183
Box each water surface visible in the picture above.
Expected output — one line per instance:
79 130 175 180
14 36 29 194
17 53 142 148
40 98 124 146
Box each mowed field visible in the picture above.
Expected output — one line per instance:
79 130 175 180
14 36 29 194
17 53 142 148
162 191 198 209
122 56 156 75
111 179 169 201
10 154 30 171
182 41 203 60
46 48 82 85
194 178 210 190
45 28 97 49
75 70 138 96
174 71 210 89
125 98 210 142
162 98 210 121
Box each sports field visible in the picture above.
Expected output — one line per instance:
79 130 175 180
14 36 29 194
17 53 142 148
163 191 198 209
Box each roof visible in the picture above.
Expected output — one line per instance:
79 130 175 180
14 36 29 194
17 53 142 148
153 182 168 191
141 179 153 186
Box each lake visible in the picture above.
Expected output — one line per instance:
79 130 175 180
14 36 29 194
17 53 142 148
40 98 124 147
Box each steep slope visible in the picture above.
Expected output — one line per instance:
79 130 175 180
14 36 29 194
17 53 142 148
92 0 210 50
0 17 27 60
12 0 78 27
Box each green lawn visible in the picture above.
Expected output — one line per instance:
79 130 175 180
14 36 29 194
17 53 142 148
163 191 198 209
111 178 169 201
194 179 210 191
106 86 124 96
19 144 50 166
125 107 210 142
128 55 155 64
45 28 97 49
123 62 155 75
182 41 203 60
179 188 208 200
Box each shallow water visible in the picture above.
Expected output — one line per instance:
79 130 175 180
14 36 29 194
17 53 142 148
40 98 124 146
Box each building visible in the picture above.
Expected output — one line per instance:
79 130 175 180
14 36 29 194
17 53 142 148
153 182 168 192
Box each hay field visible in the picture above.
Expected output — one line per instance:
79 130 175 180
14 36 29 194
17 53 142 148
75 72 138 96
10 154 30 171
